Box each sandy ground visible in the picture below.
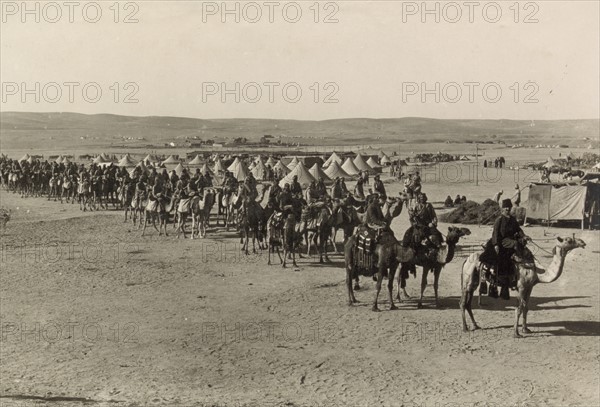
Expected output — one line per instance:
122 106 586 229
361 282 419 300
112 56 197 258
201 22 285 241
0 160 599 407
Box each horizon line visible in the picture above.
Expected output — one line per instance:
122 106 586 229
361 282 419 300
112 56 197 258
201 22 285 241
1 111 599 122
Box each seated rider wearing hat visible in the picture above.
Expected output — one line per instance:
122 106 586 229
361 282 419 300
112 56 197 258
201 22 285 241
402 192 442 249
373 174 386 200
244 172 258 201
487 198 530 300
364 194 387 233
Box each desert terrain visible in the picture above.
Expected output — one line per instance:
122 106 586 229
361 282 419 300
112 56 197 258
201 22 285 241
0 138 598 407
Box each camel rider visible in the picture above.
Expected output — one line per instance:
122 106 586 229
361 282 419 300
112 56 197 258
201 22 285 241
332 178 344 200
179 169 189 185
364 194 387 232
197 173 207 193
221 172 237 196
340 178 349 196
306 180 319 205
354 178 365 200
279 183 293 210
269 180 282 210
316 177 327 199
170 170 179 189
489 198 529 300
411 171 422 195
244 173 258 201
290 175 302 198
204 171 213 187
402 192 442 249
373 174 386 199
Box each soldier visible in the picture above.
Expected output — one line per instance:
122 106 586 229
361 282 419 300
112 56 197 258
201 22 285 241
364 194 387 231
402 192 442 249
490 198 528 300
354 178 365 200
290 175 302 198
373 174 386 199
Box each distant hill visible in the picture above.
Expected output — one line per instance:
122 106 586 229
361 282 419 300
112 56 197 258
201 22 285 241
1 112 598 151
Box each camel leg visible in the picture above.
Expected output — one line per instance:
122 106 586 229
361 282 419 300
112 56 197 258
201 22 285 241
433 266 442 308
521 287 533 334
372 269 383 312
388 267 398 310
397 264 411 301
514 286 526 338
346 265 358 305
163 214 169 236
417 267 428 309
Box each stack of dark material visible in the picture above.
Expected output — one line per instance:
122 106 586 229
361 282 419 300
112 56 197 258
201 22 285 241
439 199 500 225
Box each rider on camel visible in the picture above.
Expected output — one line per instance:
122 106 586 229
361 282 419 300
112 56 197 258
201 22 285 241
402 192 442 249
316 177 327 199
486 198 530 300
290 175 302 198
332 177 344 200
373 174 386 200
354 178 365 200
244 172 258 201
364 194 387 232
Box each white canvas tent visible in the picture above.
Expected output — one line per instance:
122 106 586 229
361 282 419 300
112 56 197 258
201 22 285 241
285 156 301 171
273 160 291 176
279 162 315 188
323 152 343 167
228 158 249 181
366 157 382 168
353 154 376 174
162 155 179 165
251 158 267 180
118 154 137 167
214 158 225 173
324 160 351 180
188 155 203 165
341 157 360 176
309 163 333 185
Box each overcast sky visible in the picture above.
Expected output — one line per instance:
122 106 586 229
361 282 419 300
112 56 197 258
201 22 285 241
1 0 598 120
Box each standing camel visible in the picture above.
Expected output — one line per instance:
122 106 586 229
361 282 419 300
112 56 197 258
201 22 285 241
344 232 406 311
460 236 586 337
398 226 471 308
191 189 215 239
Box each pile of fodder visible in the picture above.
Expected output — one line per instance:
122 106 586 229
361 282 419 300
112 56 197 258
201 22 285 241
440 199 500 225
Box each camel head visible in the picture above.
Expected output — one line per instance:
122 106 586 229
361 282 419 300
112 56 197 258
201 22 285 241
554 236 586 255
387 197 404 219
446 226 471 245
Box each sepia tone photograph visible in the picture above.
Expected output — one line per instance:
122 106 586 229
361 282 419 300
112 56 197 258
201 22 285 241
0 1 599 406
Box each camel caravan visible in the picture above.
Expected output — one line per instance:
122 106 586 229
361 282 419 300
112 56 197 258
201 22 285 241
0 152 587 337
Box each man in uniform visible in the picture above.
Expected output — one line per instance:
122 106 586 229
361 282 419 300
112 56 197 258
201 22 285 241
364 194 387 232
490 198 528 300
373 174 386 199
290 175 302 198
402 192 442 249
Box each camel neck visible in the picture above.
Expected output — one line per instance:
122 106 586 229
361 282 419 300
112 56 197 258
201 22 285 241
536 246 566 284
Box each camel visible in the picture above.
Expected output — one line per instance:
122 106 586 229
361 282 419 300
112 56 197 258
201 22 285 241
191 189 215 239
460 236 586 337
398 226 471 308
267 211 299 267
344 231 404 311
238 199 264 254
142 194 173 237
